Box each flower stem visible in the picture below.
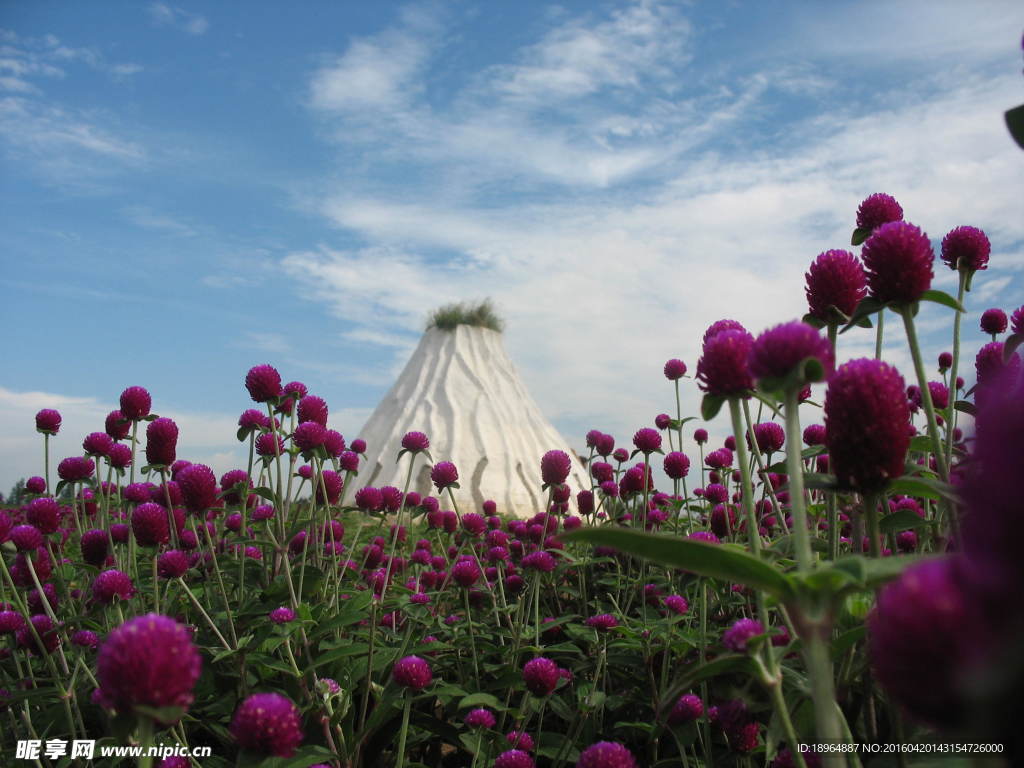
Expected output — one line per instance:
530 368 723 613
875 309 884 359
943 272 967 470
394 691 413 768
783 389 813 572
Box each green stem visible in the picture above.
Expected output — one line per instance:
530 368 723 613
864 493 881 559
783 389 813 572
875 308 884 359
179 578 233 651
394 687 413 768
137 715 155 768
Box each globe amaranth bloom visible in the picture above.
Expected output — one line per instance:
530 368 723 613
664 358 687 380
541 450 572 485
17 614 60 655
803 424 826 446
401 431 430 452
296 395 328 426
856 193 903 232
495 751 535 768
431 461 459 490
577 741 638 768
464 707 496 729
696 328 755 396
108 443 132 469
145 417 178 467
824 359 911 493
861 221 934 305
132 503 171 547
177 463 218 513
748 422 785 454
230 692 303 757
35 408 61 434
938 351 953 371
668 693 703 725
523 657 560 696
58 456 94 482
980 308 1008 336
392 655 432 690
632 427 661 454
722 618 765 653
157 550 190 579
293 421 326 452
269 607 296 624
749 320 835 387
27 497 60 535
119 386 152 421
1011 306 1024 335
585 613 619 631
805 249 867 322
245 364 282 403
92 569 135 604
975 342 1021 389
693 428 708 444
941 225 990 272
316 470 344 506
663 451 690 479
96 614 201 718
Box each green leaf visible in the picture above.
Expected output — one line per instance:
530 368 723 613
880 509 931 534
701 393 725 420
887 476 958 503
908 435 935 453
459 692 503 710
802 313 826 329
1007 103 1024 149
831 554 922 589
257 745 337 768
954 399 977 416
851 227 872 246
918 289 965 312
831 625 866 658
563 528 796 601
251 486 276 501
1005 332 1024 361
237 427 251 442
802 472 840 491
840 297 885 334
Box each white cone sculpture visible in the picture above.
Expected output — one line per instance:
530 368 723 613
355 322 588 517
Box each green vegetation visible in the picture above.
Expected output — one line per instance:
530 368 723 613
426 299 504 332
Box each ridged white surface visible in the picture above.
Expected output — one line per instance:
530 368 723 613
355 326 589 517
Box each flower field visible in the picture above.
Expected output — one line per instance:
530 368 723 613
1 196 1022 768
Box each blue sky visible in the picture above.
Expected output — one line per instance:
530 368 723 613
1 0 1022 493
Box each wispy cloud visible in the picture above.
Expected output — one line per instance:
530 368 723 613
122 205 198 237
148 3 209 36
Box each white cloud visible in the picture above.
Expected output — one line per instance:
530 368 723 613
149 3 209 36
122 205 198 236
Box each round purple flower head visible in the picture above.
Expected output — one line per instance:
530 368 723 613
632 428 661 454
96 614 201 717
157 550 190 579
749 321 834 387
270 607 296 624
663 451 690 479
145 417 178 467
92 569 135 604
109 445 132 471
693 428 708 444
664 358 687 380
25 475 46 494
238 409 269 431
496 751 536 768
1010 305 1024 335
464 707 496 729
177 463 218 513
723 618 765 653
862 221 934 305
980 308 1008 336
119 386 152 421
354 486 382 512
824 359 910 492
585 613 619 631
293 421 326 452
132 502 170 547
856 193 903 232
703 318 746 345
696 328 755 397
431 461 459 490
296 395 328 426
83 431 113 458
541 450 572 485
27 497 60 534
938 351 953 372
803 424 826 446
58 456 94 482
350 438 366 454
401 431 430 452
35 408 61 434
245 364 282 403
10 525 43 552
868 558 970 727
231 692 303 757
749 422 785 454
668 693 704 725
975 341 1021 389
523 657 560 696
664 594 689 615
577 741 638 768
105 409 131 440
654 413 671 430
941 225 990 272
805 249 867 322
393 655 432 690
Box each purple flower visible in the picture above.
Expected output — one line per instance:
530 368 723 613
80 529 109 567
401 431 430 452
749 321 834 386
25 476 46 494
145 417 178 467
664 358 687 380
92 570 135 604
108 443 132 469
803 424 826 446
541 450 572 485
1011 305 1023 335
941 225 990 272
824 359 911 492
663 451 690 479
862 221 934 305
177 463 218 513
296 395 328 426
805 249 867 322
693 428 708 444
697 328 755 397
132 502 170 547
323 429 346 457
451 559 480 588
464 707 496 729
938 351 953 371
118 386 152 421
704 448 733 469
585 613 618 631
577 741 638 768
238 409 269 431
350 438 366 454
521 551 557 573
523 657 560 696
506 731 535 751
220 469 252 504
431 461 459 490
26 498 60 535
495 751 535 768
975 341 1021 389
245 364 282 403
72 629 100 649
10 525 43 552
96 614 201 718
750 422 785 454
664 595 689 615
856 193 903 232
255 432 284 457
35 408 61 434
105 409 131 440
632 428 661 454
668 694 703 725
230 692 303 757
316 470 344 505
722 618 765 652
17 614 60 655
57 456 94 482
354 487 382 512
702 319 747 345
392 655 433 690
654 413 671 430
293 421 327 452
270 607 296 624
980 308 1008 335
157 550 190 579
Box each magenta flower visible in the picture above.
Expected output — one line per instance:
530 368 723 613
980 308 1008 335
431 461 459 490
269 607 296 624
108 443 132 469
975 341 1021 389
316 470 344 505
119 386 152 421
105 409 131 440
938 351 953 371
157 550 190 579
749 320 834 386
632 428 661 454
92 570 135 604
132 502 170 547
401 431 430 452
521 551 557 573
464 707 496 729
723 618 765 652
748 422 785 454
145 417 178 467
26 498 60 534
238 409 269 431
664 594 689 615
392 655 433 690
577 741 638 768
80 529 110 567
17 614 60 655
703 319 747 345
856 193 903 232
25 476 46 493
802 424 826 446
231 692 303 757
693 428 708 444
495 751 535 768
96 614 201 718
540 450 572 485
862 221 934 305
58 456 94 482
663 451 690 479
664 358 687 380
805 249 867 322
697 328 755 397
177 463 218 513
522 657 560 696
585 613 619 631
1011 305 1023 335
255 432 284 457
824 359 911 492
296 395 328 426
35 408 62 434
9 525 43 552
451 559 480 588
245 364 282 403
350 438 366 454
293 421 327 452
941 225 990 272
668 693 704 725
